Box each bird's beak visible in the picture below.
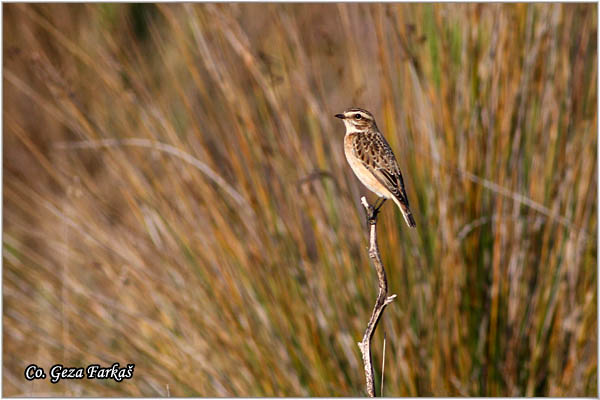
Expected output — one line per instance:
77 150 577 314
335 114 345 119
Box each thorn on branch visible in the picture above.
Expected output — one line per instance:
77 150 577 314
385 295 397 306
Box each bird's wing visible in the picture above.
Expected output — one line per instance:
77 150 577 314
352 132 411 208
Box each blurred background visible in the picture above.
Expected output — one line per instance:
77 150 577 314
3 3 597 396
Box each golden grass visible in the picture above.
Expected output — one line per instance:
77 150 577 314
3 3 597 396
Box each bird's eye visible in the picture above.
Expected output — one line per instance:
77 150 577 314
354 114 362 120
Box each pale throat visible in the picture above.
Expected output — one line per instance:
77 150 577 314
343 121 369 134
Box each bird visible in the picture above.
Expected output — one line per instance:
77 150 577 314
335 107 416 228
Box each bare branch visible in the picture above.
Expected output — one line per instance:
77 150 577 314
358 196 397 397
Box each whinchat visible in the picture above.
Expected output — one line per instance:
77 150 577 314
336 108 416 228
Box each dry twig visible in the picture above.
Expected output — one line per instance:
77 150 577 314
358 196 397 397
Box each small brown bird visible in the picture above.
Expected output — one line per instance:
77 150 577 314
336 108 416 228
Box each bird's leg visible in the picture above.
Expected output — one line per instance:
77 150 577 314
366 198 386 226
374 198 387 214
372 198 382 211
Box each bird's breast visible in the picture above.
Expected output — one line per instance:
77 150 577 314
344 133 389 198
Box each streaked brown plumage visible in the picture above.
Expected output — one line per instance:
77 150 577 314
335 108 416 228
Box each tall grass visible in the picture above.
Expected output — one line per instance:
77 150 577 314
3 3 597 396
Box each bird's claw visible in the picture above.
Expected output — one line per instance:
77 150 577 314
366 206 379 226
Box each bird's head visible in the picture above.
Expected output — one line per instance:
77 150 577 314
335 108 377 131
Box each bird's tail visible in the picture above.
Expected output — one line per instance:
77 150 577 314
392 196 416 228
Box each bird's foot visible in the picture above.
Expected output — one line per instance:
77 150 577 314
366 205 380 226
362 197 385 227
